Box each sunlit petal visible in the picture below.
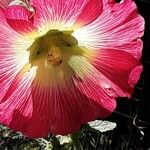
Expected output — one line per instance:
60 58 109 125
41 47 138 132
73 0 144 58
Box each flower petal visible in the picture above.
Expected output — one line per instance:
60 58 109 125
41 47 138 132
73 0 144 58
74 0 103 27
88 49 142 95
0 65 114 137
26 80 114 137
30 0 89 33
68 56 119 111
0 67 36 133
0 8 34 102
128 65 143 88
0 0 12 8
0 39 32 104
4 5 38 35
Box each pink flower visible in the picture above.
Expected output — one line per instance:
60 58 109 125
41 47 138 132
0 0 144 138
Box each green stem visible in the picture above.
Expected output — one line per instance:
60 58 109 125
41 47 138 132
70 133 83 150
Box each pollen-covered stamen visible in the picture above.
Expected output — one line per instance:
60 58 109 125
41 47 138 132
27 29 84 68
47 46 63 66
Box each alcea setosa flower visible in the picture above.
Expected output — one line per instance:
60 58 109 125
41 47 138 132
0 0 144 137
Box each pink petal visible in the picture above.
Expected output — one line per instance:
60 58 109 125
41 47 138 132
73 73 117 112
0 66 114 137
30 0 89 31
109 39 143 59
68 55 127 104
69 56 118 107
5 5 32 20
0 0 12 8
0 61 21 103
74 0 103 27
128 65 143 88
4 5 37 34
0 41 32 104
0 68 36 133
73 0 144 58
26 81 114 137
89 49 141 96
0 9 34 102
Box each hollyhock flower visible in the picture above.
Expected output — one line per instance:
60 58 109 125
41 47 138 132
0 0 144 138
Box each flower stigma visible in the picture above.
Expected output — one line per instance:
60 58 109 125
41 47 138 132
27 29 84 68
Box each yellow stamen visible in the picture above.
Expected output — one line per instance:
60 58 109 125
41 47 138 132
47 46 63 66
25 29 90 86
27 29 80 67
